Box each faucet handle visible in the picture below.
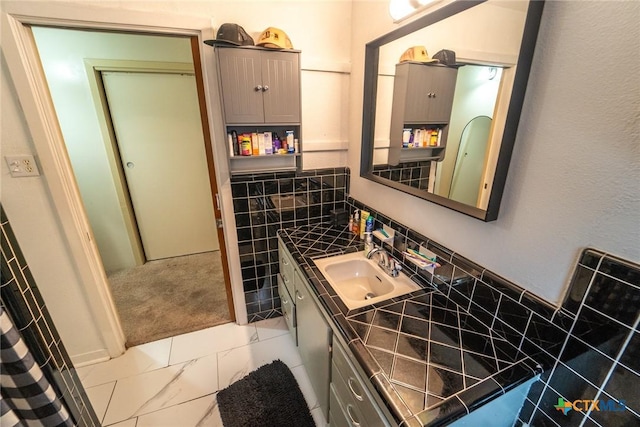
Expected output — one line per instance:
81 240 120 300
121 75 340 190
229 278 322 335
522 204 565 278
390 258 402 276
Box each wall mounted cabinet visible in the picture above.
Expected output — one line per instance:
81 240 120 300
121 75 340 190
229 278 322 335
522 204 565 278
215 46 302 174
388 63 458 165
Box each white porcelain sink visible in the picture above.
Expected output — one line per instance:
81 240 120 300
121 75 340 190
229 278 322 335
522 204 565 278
313 251 420 310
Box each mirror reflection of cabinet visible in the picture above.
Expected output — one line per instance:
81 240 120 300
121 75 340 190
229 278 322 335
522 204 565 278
388 63 458 165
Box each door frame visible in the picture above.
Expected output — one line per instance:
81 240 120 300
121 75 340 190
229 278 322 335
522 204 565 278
2 2 239 358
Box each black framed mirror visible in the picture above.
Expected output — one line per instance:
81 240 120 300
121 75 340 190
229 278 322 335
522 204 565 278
360 0 545 221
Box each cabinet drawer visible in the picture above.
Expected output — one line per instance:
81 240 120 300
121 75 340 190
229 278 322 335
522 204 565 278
332 343 387 427
330 383 351 427
278 244 295 297
277 274 296 344
331 361 368 427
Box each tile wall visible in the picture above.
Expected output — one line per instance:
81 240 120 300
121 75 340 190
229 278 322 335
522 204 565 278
372 162 431 191
0 205 100 426
345 198 639 426
230 167 349 322
519 249 639 427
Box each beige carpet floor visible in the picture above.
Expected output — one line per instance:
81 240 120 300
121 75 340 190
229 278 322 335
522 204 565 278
107 251 231 347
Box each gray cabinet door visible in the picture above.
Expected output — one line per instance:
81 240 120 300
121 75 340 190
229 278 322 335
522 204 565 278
217 48 300 124
295 269 331 421
426 66 458 123
261 51 300 123
400 63 457 124
217 48 264 124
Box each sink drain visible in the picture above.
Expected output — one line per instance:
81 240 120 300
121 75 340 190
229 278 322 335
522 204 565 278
364 292 376 300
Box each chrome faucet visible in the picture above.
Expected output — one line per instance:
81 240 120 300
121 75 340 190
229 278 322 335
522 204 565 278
366 246 402 278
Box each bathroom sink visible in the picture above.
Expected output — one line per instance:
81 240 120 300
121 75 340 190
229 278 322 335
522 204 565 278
313 251 420 310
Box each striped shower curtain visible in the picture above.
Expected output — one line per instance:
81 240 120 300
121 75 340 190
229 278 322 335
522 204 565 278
0 307 72 426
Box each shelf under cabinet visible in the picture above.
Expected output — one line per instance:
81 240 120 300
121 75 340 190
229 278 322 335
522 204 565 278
389 146 445 164
229 153 300 175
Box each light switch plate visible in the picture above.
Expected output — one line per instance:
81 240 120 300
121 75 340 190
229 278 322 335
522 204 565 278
5 155 41 177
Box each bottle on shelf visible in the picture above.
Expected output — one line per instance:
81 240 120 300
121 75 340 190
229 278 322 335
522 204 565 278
273 133 282 153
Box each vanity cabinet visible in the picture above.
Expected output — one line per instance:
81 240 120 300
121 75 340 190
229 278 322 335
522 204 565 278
330 339 389 427
388 63 458 165
278 241 297 343
215 46 302 174
295 269 332 422
278 238 332 421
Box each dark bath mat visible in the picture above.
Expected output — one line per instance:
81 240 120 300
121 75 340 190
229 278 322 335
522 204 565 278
217 359 315 427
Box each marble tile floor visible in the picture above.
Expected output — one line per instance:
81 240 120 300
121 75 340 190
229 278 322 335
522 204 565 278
77 317 325 426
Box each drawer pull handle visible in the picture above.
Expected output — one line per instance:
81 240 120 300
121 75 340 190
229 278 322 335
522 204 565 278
296 291 304 301
283 275 289 283
282 297 289 305
346 404 360 427
348 378 363 401
283 259 289 265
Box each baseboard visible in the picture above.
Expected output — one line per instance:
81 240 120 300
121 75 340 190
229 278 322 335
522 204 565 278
71 348 111 368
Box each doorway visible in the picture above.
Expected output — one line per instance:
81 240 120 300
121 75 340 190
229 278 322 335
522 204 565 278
30 26 234 346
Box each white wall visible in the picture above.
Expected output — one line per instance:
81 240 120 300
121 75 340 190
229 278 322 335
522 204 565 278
349 0 640 304
1 60 107 364
1 0 352 364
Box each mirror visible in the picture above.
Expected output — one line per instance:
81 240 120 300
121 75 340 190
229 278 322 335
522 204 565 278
360 0 545 221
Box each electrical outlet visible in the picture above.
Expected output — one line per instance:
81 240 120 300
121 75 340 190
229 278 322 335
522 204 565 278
5 155 41 177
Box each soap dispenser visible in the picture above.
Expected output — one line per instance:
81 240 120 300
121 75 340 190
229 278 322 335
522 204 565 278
364 232 374 255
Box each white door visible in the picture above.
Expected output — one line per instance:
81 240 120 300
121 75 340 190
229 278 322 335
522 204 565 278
449 116 492 206
102 71 218 260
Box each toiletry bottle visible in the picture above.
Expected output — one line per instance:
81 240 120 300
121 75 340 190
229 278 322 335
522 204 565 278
364 232 373 255
365 216 374 233
348 215 354 232
273 133 282 152
353 210 360 236
359 210 370 240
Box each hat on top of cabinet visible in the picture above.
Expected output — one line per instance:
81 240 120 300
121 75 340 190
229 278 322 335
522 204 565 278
256 27 294 50
399 46 438 64
204 23 254 47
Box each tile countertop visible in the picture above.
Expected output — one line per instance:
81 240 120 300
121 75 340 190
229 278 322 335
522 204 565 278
278 223 542 427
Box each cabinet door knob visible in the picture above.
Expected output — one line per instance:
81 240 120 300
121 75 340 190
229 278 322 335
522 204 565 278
255 85 263 91
263 85 269 91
